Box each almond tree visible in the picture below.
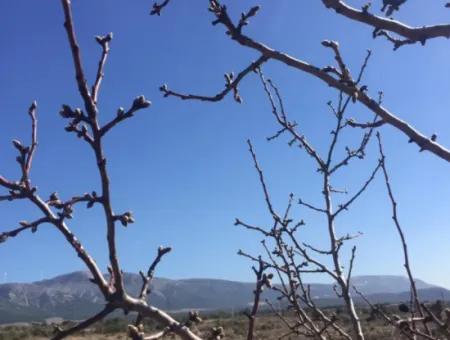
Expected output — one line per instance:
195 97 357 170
0 1 206 339
153 1 450 339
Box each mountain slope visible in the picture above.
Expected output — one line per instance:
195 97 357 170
0 272 448 324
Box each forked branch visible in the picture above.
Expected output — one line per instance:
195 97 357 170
321 0 450 49
163 1 450 163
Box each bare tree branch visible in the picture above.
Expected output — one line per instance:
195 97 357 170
0 217 51 244
134 246 172 327
62 0 126 295
52 305 115 340
61 0 96 118
166 1 450 163
377 132 432 337
150 0 172 16
247 140 282 222
298 198 327 213
245 257 271 340
100 96 151 137
92 33 112 104
321 0 450 49
24 101 38 179
347 118 385 129
257 69 326 169
333 160 382 217
234 218 271 237
160 55 268 103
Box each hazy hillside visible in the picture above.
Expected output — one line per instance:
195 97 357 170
0 272 448 324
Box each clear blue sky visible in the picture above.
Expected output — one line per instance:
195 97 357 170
1 1 450 289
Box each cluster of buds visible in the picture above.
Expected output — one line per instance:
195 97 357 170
361 2 371 13
131 95 152 111
58 205 74 219
12 139 30 162
12 137 35 183
237 5 260 32
115 107 126 118
321 40 360 101
345 146 365 160
19 220 37 233
5 188 26 201
46 191 101 220
59 105 83 120
95 32 113 46
224 72 242 103
0 217 48 244
187 310 203 326
209 326 225 340
84 191 100 209
46 192 70 219
158 245 172 256
47 192 63 208
159 84 170 98
60 105 91 140
209 0 225 26
127 324 145 340
261 272 274 289
114 211 135 227
150 0 170 16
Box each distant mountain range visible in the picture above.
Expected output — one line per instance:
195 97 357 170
0 272 449 324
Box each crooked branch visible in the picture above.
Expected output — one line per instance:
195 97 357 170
321 0 450 49
160 55 268 103
52 305 115 340
167 1 450 163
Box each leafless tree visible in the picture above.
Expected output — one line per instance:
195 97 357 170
162 31 380 336
154 2 450 339
237 66 379 339
164 60 449 340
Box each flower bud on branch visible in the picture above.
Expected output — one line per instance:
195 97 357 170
114 211 135 227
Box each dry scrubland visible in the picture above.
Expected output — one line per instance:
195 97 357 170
2 305 445 340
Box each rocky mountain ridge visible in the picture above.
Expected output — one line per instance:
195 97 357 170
0 272 448 323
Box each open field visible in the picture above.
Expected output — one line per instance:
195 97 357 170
0 306 425 340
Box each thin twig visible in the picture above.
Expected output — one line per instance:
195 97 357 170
92 33 112 104
161 55 268 103
377 132 432 337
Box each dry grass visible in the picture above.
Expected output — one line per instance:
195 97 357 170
0 311 398 340
3 302 449 340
